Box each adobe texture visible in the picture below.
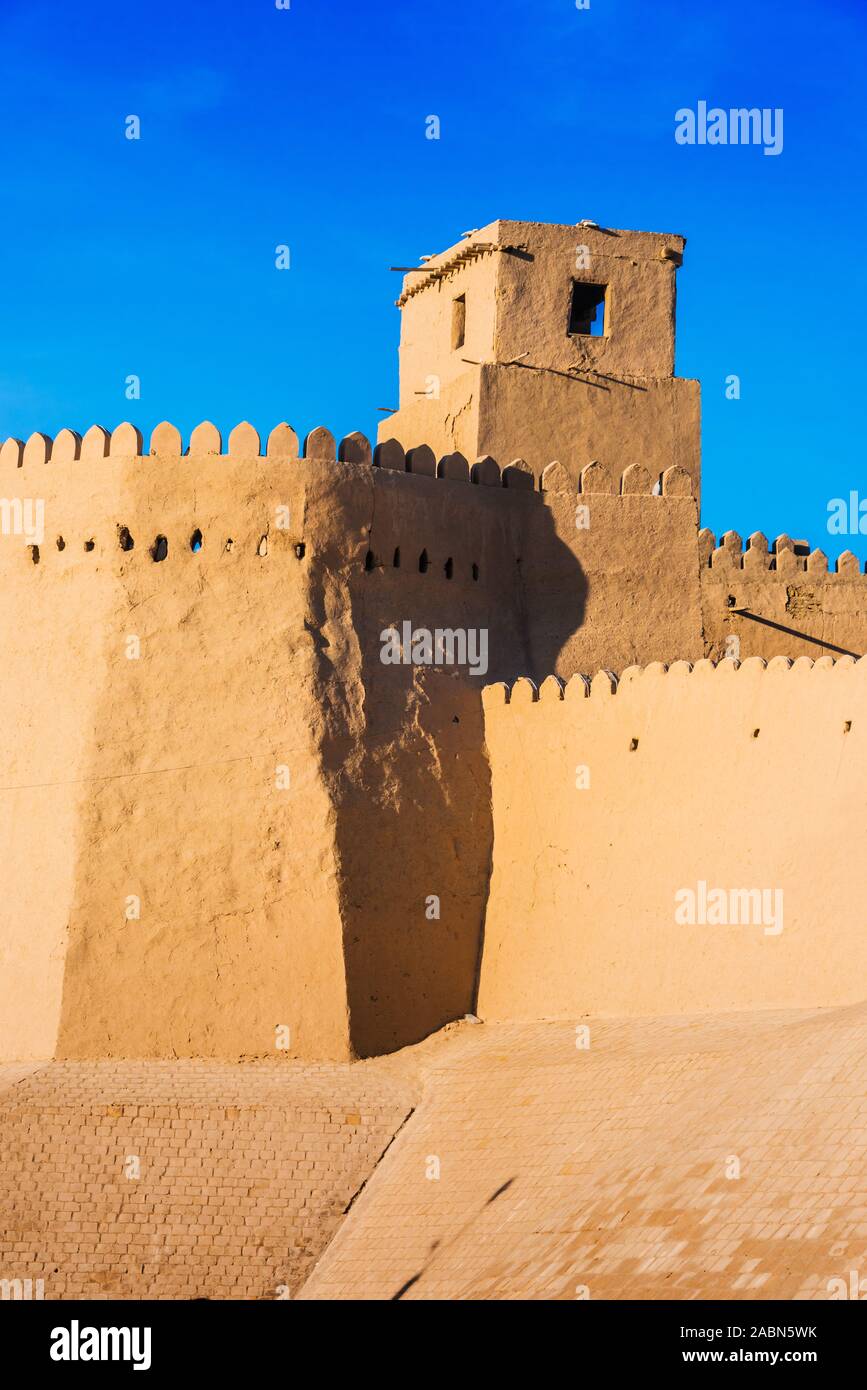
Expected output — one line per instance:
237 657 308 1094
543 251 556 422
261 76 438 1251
1 218 866 1301
380 220 702 498
0 426 707 1062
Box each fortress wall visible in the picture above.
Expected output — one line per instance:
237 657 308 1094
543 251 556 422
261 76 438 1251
0 425 584 1062
303 444 704 1054
478 657 867 1022
0 424 713 1061
701 530 867 662
0 425 351 1061
304 456 538 1058
524 460 704 674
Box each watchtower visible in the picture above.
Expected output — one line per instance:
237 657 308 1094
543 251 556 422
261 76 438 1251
379 218 701 497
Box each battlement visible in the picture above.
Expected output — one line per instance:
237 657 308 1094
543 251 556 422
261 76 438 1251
483 651 862 708
699 528 867 665
1 422 694 500
700 528 866 576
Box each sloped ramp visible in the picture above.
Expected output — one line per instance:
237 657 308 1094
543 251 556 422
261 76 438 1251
299 1004 867 1300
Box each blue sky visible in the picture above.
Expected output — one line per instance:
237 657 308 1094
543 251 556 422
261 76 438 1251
1 0 866 556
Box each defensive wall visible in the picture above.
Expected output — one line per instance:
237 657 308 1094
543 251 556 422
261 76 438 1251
0 421 701 1062
1 420 866 1062
478 656 867 1022
700 528 866 662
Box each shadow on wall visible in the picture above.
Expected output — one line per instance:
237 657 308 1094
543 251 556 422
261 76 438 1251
330 477 587 1058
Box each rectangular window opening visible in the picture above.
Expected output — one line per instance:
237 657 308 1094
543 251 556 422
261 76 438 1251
568 281 606 337
451 294 466 350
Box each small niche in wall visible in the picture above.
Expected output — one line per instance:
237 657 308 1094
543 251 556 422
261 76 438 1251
419 549 429 574
472 563 479 582
118 526 134 552
29 544 40 565
393 547 401 568
84 539 95 552
151 535 168 562
56 536 65 551
444 557 453 580
190 529 203 553
364 549 375 572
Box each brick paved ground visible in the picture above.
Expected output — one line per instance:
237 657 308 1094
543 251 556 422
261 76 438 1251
0 1061 414 1299
3 1005 865 1301
300 1006 867 1300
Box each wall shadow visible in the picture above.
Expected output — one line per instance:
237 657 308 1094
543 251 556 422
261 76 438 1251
332 472 587 1058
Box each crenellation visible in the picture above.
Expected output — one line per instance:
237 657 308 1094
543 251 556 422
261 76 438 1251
471 455 500 486
303 425 336 459
479 648 867 1026
150 421 182 455
111 422 144 456
509 676 537 705
591 669 618 697
266 422 298 458
228 421 261 456
0 435 23 467
81 424 110 458
541 459 571 492
774 546 803 573
579 460 616 493
405 444 436 476
189 421 222 454
23 430 51 464
742 543 770 572
338 431 371 465
620 462 652 494
807 547 828 571
53 428 82 461
372 437 404 469
437 450 470 480
538 673 564 702
837 549 861 574
502 457 533 489
661 464 692 496
490 651 866 708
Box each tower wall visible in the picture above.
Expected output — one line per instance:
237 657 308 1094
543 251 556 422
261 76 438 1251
0 426 350 1061
380 219 701 496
